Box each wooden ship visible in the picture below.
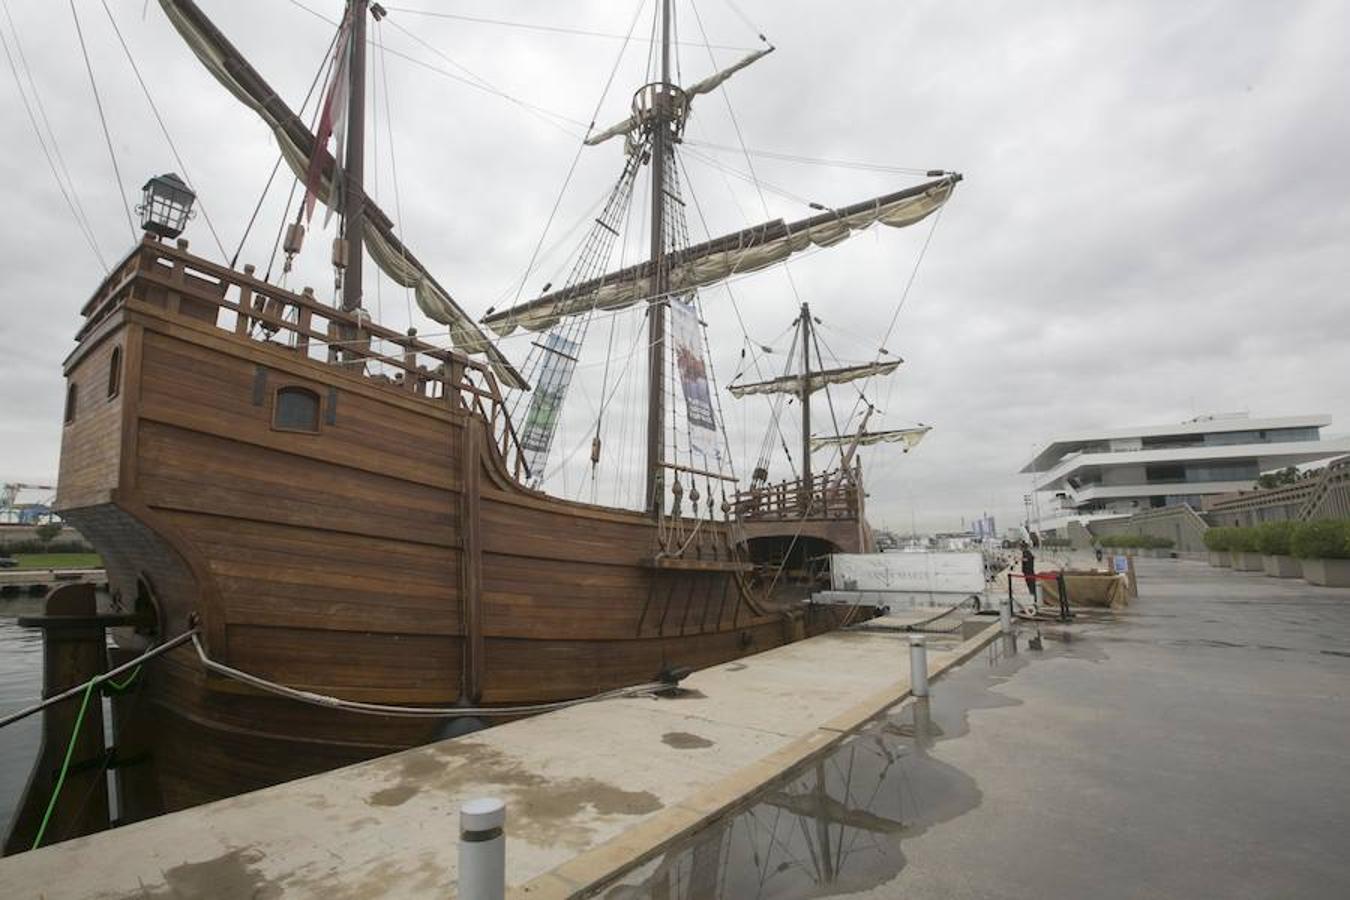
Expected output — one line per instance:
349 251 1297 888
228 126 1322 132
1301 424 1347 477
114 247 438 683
9 0 959 845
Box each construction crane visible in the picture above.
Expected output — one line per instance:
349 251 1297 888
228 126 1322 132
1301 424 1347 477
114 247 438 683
1 482 56 524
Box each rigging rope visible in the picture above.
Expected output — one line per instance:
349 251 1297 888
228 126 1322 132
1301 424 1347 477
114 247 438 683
100 0 229 261
381 5 756 52
682 140 936 176
69 0 137 243
374 18 414 327
503 0 647 319
284 0 590 138
234 24 338 272
0 3 107 270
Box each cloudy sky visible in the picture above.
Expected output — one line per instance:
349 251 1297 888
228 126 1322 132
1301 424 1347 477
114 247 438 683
1 0 1347 533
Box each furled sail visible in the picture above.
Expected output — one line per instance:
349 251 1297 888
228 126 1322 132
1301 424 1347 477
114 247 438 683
482 175 959 337
727 360 902 398
810 426 932 452
584 47 774 147
158 0 527 389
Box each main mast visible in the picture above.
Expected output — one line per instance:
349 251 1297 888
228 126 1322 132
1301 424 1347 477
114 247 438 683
341 0 368 312
645 0 673 516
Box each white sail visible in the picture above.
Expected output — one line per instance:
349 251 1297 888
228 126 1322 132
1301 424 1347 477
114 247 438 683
686 47 774 97
585 47 774 147
727 360 902 398
810 426 932 452
483 177 958 337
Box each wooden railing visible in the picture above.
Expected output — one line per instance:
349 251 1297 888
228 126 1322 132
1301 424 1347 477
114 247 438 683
732 462 861 522
78 237 532 481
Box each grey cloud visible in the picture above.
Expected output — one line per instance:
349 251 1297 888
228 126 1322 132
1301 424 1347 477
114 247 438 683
1 0 1346 533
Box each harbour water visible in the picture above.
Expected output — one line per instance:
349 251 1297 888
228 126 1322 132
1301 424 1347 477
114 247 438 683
0 610 44 832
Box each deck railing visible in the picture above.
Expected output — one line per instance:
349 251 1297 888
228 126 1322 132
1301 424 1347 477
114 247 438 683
78 237 532 481
732 461 861 522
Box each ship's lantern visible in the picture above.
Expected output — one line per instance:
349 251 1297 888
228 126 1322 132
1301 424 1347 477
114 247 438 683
137 172 196 239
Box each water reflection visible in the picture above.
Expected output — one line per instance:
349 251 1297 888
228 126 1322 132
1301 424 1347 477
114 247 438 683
0 614 44 830
602 636 1034 899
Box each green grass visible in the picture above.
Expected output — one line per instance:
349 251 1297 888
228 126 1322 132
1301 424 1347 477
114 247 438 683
11 553 103 570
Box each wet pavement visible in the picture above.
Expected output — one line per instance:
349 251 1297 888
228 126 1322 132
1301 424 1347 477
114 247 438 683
600 558 1350 899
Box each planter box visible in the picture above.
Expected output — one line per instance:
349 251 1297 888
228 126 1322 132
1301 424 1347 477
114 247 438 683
1262 555 1302 578
1209 552 1230 567
1302 558 1350 588
1232 552 1264 572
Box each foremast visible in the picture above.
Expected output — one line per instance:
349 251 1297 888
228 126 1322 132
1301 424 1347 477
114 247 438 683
340 0 367 314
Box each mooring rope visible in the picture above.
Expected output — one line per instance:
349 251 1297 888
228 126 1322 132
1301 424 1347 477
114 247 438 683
190 634 673 718
0 629 198 731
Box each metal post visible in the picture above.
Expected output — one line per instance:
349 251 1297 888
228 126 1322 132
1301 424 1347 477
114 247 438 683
459 798 505 900
909 634 929 698
1000 595 1013 634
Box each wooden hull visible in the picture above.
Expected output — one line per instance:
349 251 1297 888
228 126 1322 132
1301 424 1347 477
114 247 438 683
53 244 871 821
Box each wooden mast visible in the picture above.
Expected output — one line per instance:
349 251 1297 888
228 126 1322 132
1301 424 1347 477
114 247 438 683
645 0 672 516
799 302 812 496
341 0 368 312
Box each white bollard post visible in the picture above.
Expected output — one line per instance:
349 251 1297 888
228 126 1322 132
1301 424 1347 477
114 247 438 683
909 634 929 698
459 798 505 900
1000 596 1013 634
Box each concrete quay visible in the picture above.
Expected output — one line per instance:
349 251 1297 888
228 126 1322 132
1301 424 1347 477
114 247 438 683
0 607 999 898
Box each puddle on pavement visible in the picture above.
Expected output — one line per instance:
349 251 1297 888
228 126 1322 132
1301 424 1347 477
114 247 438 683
599 629 1068 899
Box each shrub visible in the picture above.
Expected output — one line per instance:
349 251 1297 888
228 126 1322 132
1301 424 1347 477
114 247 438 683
1228 527 1261 553
1256 521 1297 557
1290 520 1350 560
1204 527 1235 551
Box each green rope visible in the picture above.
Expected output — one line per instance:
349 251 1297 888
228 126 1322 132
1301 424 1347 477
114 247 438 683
101 666 140 696
31 678 97 850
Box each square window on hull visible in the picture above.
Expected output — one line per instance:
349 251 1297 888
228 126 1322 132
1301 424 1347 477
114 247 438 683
273 386 321 433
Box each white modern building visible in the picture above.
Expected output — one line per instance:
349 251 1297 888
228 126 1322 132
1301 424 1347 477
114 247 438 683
1020 413 1350 535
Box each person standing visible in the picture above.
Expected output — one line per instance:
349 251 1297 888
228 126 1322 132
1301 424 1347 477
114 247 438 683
1021 545 1037 601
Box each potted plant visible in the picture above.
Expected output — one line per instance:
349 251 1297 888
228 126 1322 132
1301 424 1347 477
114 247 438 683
1146 534 1175 558
1257 521 1301 578
1203 527 1233 567
1291 520 1350 587
1228 527 1264 571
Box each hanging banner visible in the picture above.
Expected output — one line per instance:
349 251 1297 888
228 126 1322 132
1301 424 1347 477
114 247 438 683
670 299 719 463
518 331 581 479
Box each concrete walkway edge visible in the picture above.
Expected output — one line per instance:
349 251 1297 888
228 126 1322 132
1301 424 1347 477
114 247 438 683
514 620 1004 899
